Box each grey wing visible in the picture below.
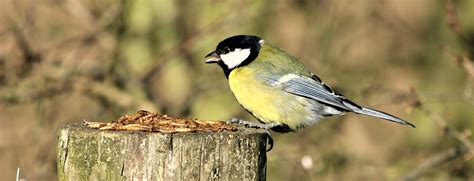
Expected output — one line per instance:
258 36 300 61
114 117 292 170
263 74 359 112
263 73 416 127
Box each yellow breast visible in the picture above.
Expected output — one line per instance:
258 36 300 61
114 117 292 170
228 67 280 122
228 67 315 129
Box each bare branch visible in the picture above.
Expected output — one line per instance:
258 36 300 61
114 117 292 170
410 90 474 155
444 0 464 38
75 78 159 112
400 90 474 180
399 146 467 181
442 46 474 80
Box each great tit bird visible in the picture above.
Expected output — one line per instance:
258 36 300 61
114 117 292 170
205 35 415 133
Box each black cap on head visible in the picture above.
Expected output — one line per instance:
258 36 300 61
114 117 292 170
215 35 262 55
205 35 263 76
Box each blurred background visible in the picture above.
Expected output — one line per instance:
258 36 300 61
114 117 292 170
1 0 474 180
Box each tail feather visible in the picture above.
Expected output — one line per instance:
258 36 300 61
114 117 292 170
353 107 415 128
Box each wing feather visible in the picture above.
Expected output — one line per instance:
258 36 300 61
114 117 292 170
265 74 351 111
262 74 415 127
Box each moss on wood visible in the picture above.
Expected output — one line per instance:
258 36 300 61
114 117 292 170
57 123 267 180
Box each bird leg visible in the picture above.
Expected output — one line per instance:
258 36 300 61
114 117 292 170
227 118 280 130
227 118 278 151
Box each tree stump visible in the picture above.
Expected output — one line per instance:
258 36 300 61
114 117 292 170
57 123 267 180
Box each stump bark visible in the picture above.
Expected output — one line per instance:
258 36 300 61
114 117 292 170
57 123 267 180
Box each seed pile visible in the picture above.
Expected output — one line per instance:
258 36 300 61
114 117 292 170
84 110 238 133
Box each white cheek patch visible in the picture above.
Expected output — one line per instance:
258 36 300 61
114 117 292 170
220 48 251 69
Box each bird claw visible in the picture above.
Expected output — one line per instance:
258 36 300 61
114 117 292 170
227 118 277 151
227 118 279 129
226 118 241 124
265 130 274 152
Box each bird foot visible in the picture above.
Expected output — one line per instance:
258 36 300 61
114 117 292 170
227 118 278 151
227 118 280 129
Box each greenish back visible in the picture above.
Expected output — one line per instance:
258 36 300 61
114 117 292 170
249 42 313 78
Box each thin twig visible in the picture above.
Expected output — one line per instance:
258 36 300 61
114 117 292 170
442 0 474 105
443 0 474 78
423 109 474 155
442 46 474 80
399 146 467 181
444 0 464 39
411 90 474 155
399 90 474 180
75 77 158 112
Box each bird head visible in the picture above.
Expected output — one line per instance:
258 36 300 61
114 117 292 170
205 35 264 73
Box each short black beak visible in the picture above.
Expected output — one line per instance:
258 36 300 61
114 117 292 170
205 51 220 64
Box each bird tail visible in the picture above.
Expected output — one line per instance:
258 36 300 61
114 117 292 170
352 107 415 128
